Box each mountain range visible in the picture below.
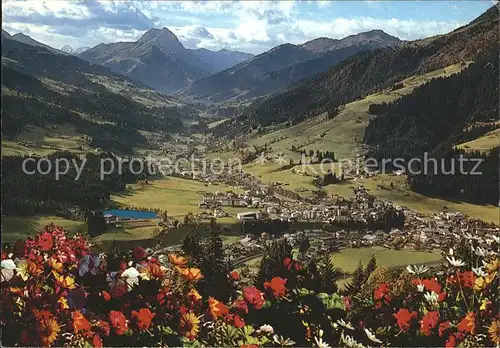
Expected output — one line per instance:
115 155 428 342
222 5 499 135
61 45 91 55
181 30 402 102
78 28 254 93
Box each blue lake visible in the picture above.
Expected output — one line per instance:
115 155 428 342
103 209 158 219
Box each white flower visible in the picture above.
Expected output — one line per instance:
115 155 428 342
475 247 487 257
449 248 454 256
364 328 383 344
424 291 439 304
464 233 473 240
491 235 500 244
121 267 139 290
341 333 365 348
472 267 487 277
1 259 16 270
406 264 430 275
273 334 295 346
446 256 465 267
417 283 425 292
336 318 355 330
259 324 274 334
314 336 332 348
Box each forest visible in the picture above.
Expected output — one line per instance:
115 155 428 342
363 52 499 205
1 152 148 217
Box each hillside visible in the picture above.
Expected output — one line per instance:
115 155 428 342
182 30 401 102
222 6 498 134
1 36 202 155
79 28 253 93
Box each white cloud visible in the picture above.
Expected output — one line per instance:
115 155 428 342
1 0 472 54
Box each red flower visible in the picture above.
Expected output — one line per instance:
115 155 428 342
38 232 54 251
102 290 111 301
439 321 451 337
229 271 240 281
283 257 292 269
92 334 103 348
446 334 457 348
226 314 245 328
109 310 128 335
132 308 155 331
420 311 439 336
96 320 110 336
233 299 249 314
72 311 91 333
457 312 476 334
243 286 265 309
263 277 287 298
374 283 391 305
343 296 352 311
421 278 442 294
459 271 476 289
132 246 147 260
394 308 418 331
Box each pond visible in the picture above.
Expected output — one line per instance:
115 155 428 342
102 209 158 219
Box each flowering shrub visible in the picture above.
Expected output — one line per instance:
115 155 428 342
1 224 499 347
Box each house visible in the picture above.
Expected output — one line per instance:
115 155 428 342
237 212 261 221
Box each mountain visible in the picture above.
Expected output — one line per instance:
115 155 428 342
181 30 401 102
1 35 203 154
6 32 66 55
61 45 91 55
190 48 254 75
222 6 498 134
78 28 253 93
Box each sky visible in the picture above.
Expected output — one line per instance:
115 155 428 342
2 0 495 54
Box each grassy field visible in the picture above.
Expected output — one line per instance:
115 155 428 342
330 246 442 273
456 128 500 153
111 177 247 220
2 216 87 243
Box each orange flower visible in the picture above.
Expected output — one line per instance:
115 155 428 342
72 311 91 333
176 267 203 282
169 254 187 267
179 312 200 340
102 290 111 301
420 311 439 336
208 297 229 320
457 312 476 335
488 319 500 345
132 308 155 331
27 260 44 277
188 288 202 302
38 315 61 346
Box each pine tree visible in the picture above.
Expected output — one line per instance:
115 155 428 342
365 255 377 281
198 221 232 301
344 261 365 295
256 238 293 288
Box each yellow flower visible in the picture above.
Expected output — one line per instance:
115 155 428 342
53 271 76 289
488 319 500 345
480 299 490 311
48 258 63 273
485 259 499 273
58 297 69 310
188 288 202 302
39 316 61 346
179 312 200 340
473 277 486 291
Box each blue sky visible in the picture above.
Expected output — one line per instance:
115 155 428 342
2 1 495 54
